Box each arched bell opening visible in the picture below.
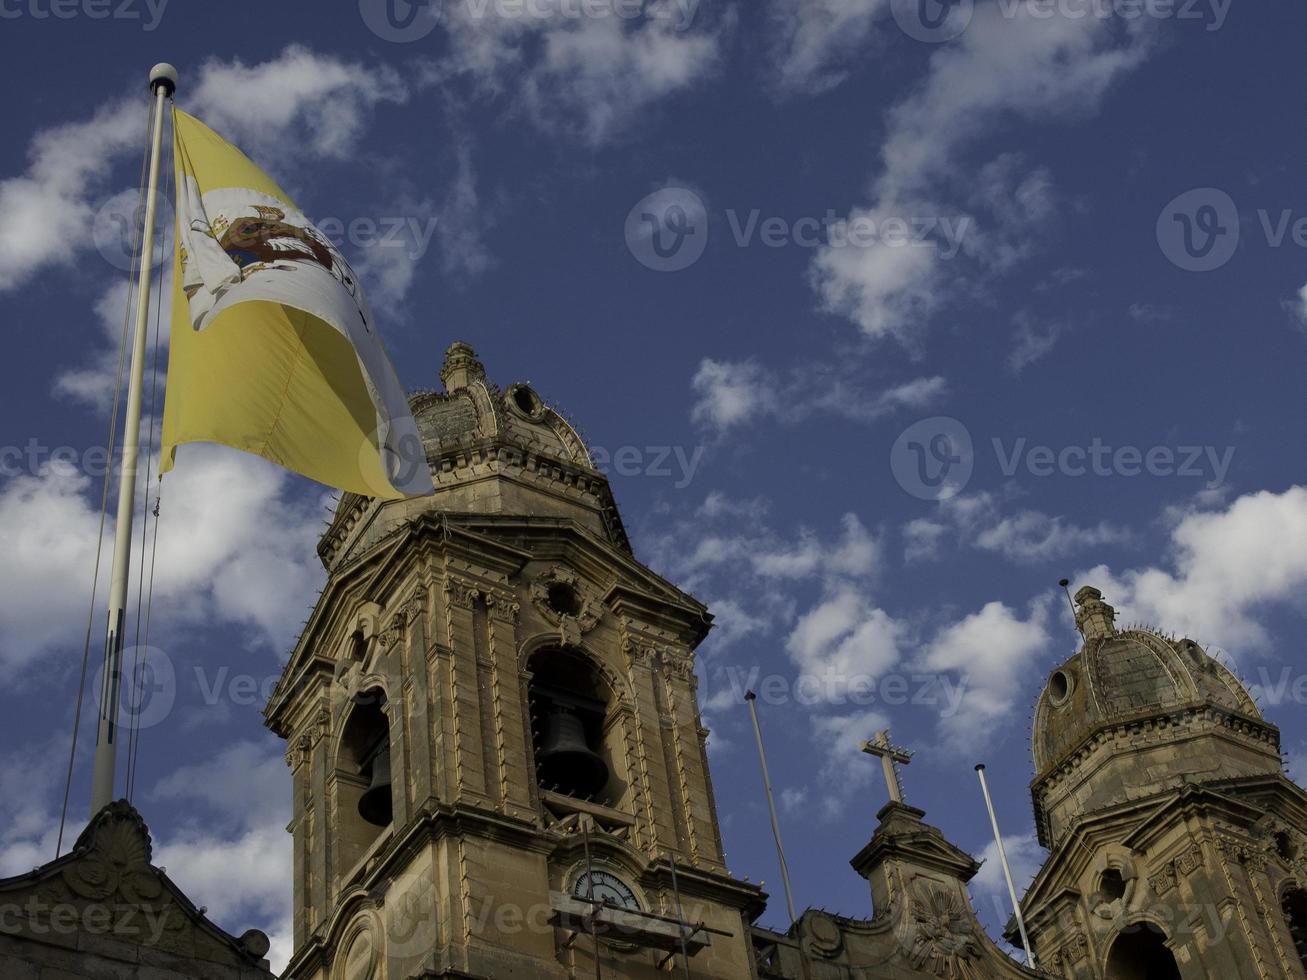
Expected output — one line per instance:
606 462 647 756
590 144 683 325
527 648 619 806
1104 922 1181 980
1283 887 1307 969
334 688 392 875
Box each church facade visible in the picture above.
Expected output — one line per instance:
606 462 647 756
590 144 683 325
4 343 1307 979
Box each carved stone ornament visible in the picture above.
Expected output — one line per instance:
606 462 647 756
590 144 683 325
529 565 602 645
902 882 983 978
17 803 193 948
1217 834 1268 872
1049 933 1089 969
378 609 407 650
803 910 844 958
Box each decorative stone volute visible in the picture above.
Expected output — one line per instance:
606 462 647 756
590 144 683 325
1073 585 1116 639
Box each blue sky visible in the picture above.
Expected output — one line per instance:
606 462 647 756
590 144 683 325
3 0 1307 969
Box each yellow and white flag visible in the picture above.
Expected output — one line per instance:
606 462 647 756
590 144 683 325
161 110 433 499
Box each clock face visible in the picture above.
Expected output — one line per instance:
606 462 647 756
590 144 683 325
573 869 640 911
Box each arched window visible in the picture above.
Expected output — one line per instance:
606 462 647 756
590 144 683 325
527 648 616 805
1283 888 1307 969
1105 923 1181 980
334 688 392 875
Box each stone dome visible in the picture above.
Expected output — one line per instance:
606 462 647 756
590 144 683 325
1031 587 1262 776
317 342 629 570
409 341 596 469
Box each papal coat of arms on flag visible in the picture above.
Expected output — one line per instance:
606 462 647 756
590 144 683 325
161 110 433 500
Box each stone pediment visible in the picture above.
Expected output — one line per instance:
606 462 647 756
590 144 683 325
852 803 982 884
0 801 272 979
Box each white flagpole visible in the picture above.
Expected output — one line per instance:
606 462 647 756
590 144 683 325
975 764 1036 969
90 63 177 817
744 691 798 927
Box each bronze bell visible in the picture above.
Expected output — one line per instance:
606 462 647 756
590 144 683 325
358 739 393 827
536 706 608 798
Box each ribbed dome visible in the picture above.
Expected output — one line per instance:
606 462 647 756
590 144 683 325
1032 587 1261 776
410 341 596 468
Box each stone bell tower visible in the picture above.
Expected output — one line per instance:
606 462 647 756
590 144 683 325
1018 586 1307 978
264 343 763 979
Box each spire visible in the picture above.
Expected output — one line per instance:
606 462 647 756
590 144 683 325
440 341 485 392
1073 585 1116 640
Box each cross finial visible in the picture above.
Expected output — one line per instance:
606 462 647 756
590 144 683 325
861 729 912 804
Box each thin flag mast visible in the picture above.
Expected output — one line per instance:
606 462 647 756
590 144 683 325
744 691 798 928
975 763 1036 969
89 63 177 817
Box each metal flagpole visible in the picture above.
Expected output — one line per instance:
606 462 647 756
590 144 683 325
975 764 1036 969
744 691 798 927
90 63 178 817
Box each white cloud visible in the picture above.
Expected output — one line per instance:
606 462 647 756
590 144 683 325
665 507 880 586
810 5 1154 339
689 357 946 435
0 446 326 668
973 510 1129 563
1080 486 1307 652
1286 283 1307 328
151 740 287 829
151 739 292 973
430 2 727 147
0 99 141 292
690 359 770 431
766 0 886 95
1007 312 1070 376
0 462 110 663
0 735 67 878
786 587 904 701
917 600 1051 747
187 46 406 162
905 492 1130 564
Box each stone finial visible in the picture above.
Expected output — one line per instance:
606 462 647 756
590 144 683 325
1074 586 1116 640
440 341 485 392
